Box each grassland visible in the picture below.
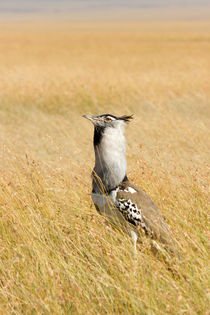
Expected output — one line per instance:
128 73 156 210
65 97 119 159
0 21 209 314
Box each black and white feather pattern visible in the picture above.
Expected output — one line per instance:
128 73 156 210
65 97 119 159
114 185 150 235
117 198 142 224
112 180 178 252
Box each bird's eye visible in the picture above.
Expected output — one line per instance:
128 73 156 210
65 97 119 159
105 117 112 122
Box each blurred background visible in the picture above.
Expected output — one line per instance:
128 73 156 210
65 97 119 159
1 0 210 21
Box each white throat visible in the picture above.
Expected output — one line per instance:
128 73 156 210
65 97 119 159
93 123 127 193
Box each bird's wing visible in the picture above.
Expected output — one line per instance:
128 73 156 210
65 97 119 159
116 180 177 254
92 192 139 235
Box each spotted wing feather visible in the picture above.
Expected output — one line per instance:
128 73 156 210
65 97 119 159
116 198 148 232
116 180 178 254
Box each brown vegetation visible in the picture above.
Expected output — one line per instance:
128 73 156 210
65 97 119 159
0 21 209 314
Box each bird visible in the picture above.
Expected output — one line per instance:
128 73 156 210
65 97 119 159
83 113 177 256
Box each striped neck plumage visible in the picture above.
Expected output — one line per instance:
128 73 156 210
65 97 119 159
92 122 127 194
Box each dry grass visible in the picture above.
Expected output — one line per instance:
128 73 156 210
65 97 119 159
0 21 209 314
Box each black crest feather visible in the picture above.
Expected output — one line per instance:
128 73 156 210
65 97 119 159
119 115 133 122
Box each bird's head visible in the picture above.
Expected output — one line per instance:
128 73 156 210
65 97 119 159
83 114 133 129
83 114 133 147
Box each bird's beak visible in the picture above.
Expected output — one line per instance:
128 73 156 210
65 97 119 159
82 114 98 124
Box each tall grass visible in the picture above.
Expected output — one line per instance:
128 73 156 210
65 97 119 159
0 21 209 314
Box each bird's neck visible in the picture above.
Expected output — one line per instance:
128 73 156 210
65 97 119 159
92 125 127 194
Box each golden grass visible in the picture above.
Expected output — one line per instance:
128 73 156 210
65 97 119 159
0 21 209 314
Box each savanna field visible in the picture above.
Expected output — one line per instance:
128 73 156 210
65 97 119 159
0 20 209 314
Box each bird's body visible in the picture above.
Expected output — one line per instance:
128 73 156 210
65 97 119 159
84 113 177 255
